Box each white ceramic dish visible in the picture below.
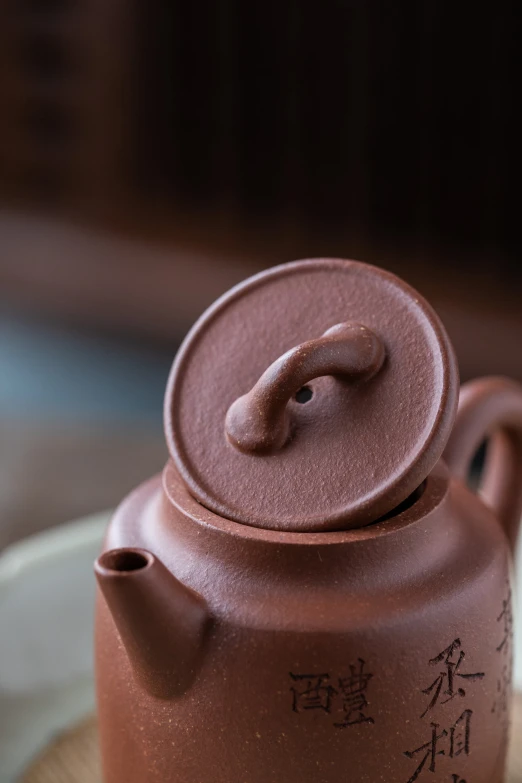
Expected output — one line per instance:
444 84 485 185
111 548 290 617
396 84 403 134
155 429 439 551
0 513 109 783
0 510 521 783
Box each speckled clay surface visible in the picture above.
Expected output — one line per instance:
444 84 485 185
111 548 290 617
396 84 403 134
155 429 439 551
165 259 459 530
95 259 522 782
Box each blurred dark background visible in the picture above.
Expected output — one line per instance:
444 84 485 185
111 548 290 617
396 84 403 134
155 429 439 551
0 0 521 547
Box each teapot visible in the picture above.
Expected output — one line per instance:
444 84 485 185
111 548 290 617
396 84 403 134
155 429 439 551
95 259 522 783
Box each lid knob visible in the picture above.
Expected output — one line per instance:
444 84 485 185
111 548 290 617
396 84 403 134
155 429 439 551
225 322 385 454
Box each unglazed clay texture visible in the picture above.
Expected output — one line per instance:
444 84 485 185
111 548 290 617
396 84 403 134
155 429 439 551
164 259 459 531
95 259 522 783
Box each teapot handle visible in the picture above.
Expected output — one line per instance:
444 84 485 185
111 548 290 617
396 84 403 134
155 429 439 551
443 377 522 553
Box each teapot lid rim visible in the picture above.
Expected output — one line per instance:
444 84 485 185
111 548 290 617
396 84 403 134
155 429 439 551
164 258 459 531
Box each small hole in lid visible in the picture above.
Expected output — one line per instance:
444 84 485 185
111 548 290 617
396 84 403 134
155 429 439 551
295 386 313 404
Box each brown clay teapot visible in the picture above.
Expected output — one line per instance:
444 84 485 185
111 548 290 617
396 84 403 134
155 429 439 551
95 259 522 783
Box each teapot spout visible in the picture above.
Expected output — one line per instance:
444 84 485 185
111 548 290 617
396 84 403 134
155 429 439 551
95 548 209 699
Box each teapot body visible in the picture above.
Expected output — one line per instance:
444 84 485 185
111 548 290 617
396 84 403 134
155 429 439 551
95 459 514 783
95 261 522 782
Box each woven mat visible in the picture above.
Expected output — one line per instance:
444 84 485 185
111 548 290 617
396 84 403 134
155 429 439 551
21 699 522 783
21 716 100 783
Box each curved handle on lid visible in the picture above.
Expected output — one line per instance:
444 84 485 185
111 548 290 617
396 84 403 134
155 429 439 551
225 321 385 454
443 377 522 553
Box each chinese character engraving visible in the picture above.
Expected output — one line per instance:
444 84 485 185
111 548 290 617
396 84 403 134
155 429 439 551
496 587 513 654
420 639 484 718
449 709 472 758
492 584 513 722
334 658 375 727
492 663 511 717
404 710 473 782
451 776 467 783
289 659 374 727
404 723 448 782
289 673 336 714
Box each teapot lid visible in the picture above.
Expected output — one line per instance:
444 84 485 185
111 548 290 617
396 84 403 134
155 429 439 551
164 259 458 532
